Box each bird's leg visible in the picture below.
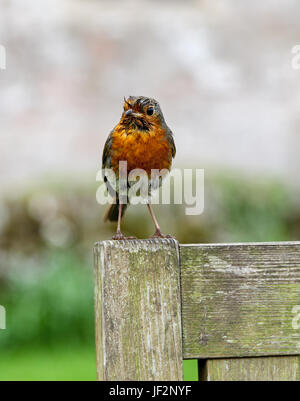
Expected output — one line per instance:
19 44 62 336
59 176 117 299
112 203 125 240
147 203 172 238
112 202 136 240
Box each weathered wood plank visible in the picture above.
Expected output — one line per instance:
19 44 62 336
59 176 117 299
94 239 182 381
198 356 300 381
180 242 300 359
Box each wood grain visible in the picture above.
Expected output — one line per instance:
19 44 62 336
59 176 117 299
94 239 182 381
198 356 300 381
180 242 300 359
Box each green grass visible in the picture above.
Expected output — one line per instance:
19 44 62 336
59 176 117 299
0 346 198 381
0 346 97 381
183 360 198 381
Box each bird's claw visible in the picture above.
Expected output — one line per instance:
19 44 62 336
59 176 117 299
112 232 136 240
150 230 174 239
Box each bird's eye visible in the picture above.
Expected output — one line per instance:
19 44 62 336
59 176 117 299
147 107 154 116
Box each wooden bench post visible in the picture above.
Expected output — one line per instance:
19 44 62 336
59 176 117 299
94 239 183 381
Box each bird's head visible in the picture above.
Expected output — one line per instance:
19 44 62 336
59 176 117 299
120 96 165 131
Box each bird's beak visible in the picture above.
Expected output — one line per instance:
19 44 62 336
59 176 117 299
125 109 140 118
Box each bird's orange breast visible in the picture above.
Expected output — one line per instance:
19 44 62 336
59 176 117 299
110 126 172 176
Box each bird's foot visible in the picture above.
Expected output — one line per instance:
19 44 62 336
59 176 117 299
112 231 136 240
112 232 124 240
150 229 174 239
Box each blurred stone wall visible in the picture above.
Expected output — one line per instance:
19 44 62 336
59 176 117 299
0 0 300 193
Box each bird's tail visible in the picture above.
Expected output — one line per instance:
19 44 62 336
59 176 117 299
104 202 128 222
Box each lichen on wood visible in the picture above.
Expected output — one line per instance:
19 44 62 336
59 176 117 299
94 239 182 381
180 242 300 359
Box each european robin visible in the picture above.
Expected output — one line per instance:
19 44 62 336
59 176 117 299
102 96 176 239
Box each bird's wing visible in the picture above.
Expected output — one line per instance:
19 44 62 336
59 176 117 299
166 128 176 159
102 131 118 198
102 130 114 169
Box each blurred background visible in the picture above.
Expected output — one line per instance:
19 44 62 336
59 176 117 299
0 0 299 380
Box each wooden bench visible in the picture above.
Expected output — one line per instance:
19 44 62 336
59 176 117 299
94 239 300 381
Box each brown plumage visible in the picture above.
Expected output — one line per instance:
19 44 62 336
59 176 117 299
102 96 176 239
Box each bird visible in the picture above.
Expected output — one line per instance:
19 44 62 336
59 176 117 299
102 96 176 240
